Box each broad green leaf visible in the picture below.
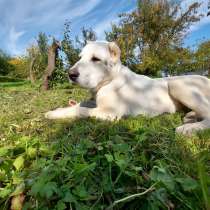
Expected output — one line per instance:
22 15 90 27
105 154 113 162
41 182 58 198
113 143 130 152
63 191 76 203
27 147 37 158
56 200 66 210
74 162 96 175
176 177 198 191
114 153 129 170
0 147 9 157
31 179 45 196
73 184 88 199
13 155 24 170
0 187 11 198
150 166 175 191
115 159 128 170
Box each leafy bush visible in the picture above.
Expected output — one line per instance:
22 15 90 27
0 50 15 76
8 57 30 79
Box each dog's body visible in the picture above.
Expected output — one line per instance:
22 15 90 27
45 41 210 135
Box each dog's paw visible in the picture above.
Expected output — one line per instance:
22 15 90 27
176 123 203 135
45 111 56 119
45 109 63 119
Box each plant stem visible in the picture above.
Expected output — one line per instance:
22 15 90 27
106 182 157 210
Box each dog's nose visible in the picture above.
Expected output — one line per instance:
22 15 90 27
68 68 79 82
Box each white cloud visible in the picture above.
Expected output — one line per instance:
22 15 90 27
94 17 119 39
0 0 102 55
8 27 25 56
93 0 135 39
0 0 137 55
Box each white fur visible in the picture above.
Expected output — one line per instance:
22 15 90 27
45 41 210 135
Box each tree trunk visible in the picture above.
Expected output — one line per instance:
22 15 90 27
29 57 36 83
42 40 60 90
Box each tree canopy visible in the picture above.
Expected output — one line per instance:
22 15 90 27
106 0 202 75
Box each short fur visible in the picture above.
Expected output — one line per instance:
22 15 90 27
45 41 210 135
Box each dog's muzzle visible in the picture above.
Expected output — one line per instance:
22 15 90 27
68 68 79 82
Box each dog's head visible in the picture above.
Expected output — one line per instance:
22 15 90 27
68 41 121 90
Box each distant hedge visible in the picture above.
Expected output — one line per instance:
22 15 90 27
0 76 24 83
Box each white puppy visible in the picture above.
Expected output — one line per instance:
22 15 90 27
45 41 210 135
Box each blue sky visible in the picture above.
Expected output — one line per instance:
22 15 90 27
0 0 209 56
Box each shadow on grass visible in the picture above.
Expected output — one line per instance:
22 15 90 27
28 115 210 210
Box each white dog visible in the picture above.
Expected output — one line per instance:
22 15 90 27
45 41 210 135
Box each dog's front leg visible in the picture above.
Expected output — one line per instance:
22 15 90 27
45 104 82 119
88 108 119 121
45 105 118 121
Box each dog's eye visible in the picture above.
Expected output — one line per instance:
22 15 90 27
91 56 101 62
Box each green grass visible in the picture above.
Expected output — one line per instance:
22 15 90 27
0 81 210 210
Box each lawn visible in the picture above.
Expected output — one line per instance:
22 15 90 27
0 81 209 210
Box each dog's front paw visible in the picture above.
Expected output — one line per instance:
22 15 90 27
176 123 202 136
45 111 56 119
45 108 63 119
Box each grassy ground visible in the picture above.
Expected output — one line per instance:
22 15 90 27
0 81 210 210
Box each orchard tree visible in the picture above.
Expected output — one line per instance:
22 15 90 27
61 21 79 68
195 40 210 75
76 27 97 48
106 0 202 75
26 45 40 83
37 32 49 75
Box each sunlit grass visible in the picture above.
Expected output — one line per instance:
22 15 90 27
0 81 209 209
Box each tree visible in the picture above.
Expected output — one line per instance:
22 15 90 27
106 0 202 75
61 21 79 68
76 27 97 48
195 40 210 75
36 32 49 76
37 32 48 55
42 39 61 90
26 45 39 83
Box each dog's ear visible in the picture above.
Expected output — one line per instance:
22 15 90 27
108 42 121 63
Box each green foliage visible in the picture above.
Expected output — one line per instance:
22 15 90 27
106 0 202 75
25 33 49 81
37 32 48 56
0 50 15 75
0 82 209 209
8 56 30 79
49 56 68 87
34 32 49 79
76 27 97 48
195 40 210 73
61 21 79 68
